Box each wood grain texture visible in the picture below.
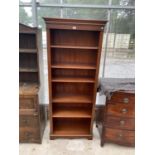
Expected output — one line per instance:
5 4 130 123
52 107 92 118
53 118 91 136
52 95 92 103
107 102 135 118
19 95 38 109
105 116 135 130
105 128 135 146
51 64 96 70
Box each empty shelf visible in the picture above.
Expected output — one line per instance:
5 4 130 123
52 95 92 103
52 77 95 83
53 120 90 136
51 64 96 70
53 108 91 118
51 45 98 50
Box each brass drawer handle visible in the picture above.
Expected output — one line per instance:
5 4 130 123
72 26 77 30
120 120 125 125
123 97 129 103
33 113 38 116
121 108 128 113
118 133 123 137
118 133 123 139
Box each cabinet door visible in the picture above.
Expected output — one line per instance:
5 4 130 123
19 95 38 110
19 114 39 128
19 128 40 143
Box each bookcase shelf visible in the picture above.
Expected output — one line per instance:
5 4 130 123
52 95 92 103
52 118 91 137
51 64 96 70
19 48 37 53
52 77 95 83
44 18 107 139
50 45 98 50
19 68 38 72
52 108 91 118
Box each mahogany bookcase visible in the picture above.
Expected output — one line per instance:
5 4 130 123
44 18 107 139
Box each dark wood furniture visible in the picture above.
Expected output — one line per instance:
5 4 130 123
19 23 46 143
97 91 135 146
95 105 105 126
44 18 107 139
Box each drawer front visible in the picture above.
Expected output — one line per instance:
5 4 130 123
105 128 135 146
19 115 39 128
19 96 37 110
19 128 40 142
107 103 134 118
107 92 135 105
105 116 135 130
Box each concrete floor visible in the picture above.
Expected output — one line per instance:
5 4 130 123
19 122 135 155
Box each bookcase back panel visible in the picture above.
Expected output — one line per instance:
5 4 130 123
53 118 91 125
52 83 94 96
52 69 96 79
19 34 36 49
19 72 38 83
19 53 38 69
53 104 92 116
53 103 92 111
51 49 97 66
53 118 91 135
53 102 92 108
50 29 99 47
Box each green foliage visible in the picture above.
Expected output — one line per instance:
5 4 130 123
110 10 135 35
19 0 135 35
19 7 31 25
19 1 31 25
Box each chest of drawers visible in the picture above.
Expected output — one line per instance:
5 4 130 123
97 91 135 147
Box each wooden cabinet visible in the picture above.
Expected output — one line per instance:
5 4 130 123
97 91 135 146
44 18 107 139
19 23 46 143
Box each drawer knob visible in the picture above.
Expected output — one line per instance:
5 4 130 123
33 113 38 116
119 133 123 137
120 120 125 125
123 98 129 103
121 108 128 113
72 26 77 30
118 133 123 139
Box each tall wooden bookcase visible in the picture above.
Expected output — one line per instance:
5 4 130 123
44 18 107 139
19 23 46 143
